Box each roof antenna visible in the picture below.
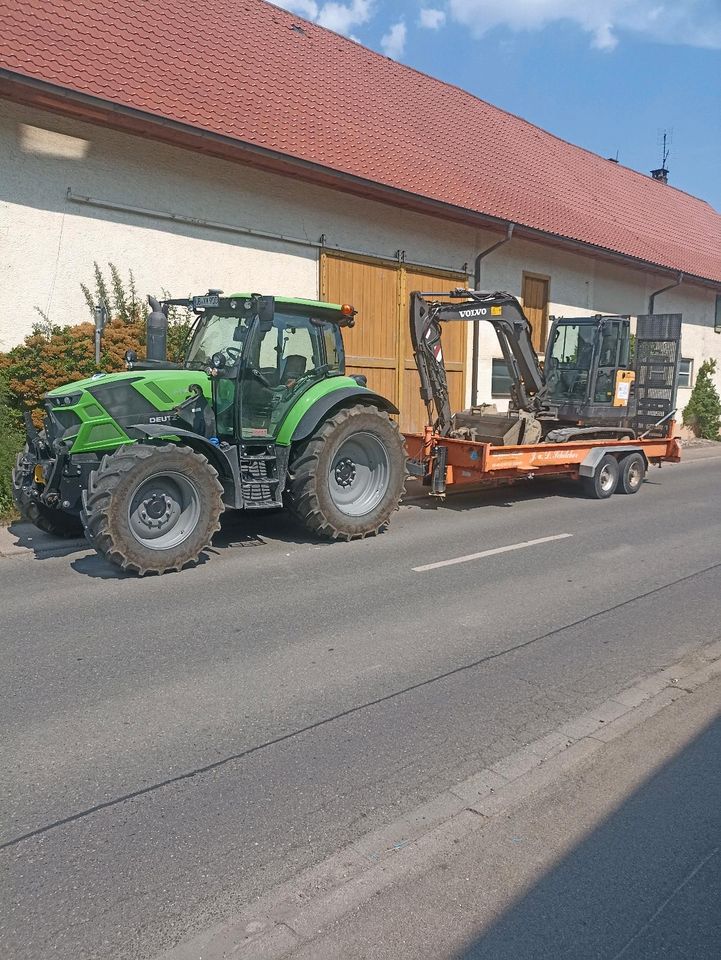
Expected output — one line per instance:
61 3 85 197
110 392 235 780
651 128 672 184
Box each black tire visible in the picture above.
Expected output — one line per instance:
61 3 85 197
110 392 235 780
287 403 406 541
81 443 224 575
582 454 619 500
11 451 84 537
618 453 645 495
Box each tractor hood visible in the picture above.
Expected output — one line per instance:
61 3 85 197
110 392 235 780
43 369 213 455
45 368 210 398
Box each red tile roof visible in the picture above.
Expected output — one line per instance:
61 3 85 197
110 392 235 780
3 0 721 285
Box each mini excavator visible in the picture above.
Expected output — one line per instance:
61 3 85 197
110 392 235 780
410 289 682 445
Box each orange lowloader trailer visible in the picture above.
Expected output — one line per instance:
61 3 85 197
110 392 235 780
404 421 681 500
404 289 682 500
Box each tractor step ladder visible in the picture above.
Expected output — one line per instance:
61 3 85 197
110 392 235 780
238 442 283 508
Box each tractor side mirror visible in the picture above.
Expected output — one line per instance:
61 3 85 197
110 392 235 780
256 296 275 326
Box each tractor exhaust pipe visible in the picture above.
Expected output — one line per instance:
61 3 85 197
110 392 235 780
146 296 169 362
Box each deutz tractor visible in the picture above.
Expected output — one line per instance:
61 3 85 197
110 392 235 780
12 291 406 574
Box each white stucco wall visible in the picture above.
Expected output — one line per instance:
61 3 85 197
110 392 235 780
2 98 720 413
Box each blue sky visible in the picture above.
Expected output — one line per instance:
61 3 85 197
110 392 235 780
272 1 721 212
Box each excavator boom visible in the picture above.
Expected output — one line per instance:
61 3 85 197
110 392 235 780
410 289 547 435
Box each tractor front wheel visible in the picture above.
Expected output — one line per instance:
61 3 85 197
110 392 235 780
81 444 224 575
288 404 406 541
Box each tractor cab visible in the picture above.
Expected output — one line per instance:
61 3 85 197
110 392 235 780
543 315 633 425
183 294 353 442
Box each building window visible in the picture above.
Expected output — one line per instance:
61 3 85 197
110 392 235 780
491 358 512 397
715 295 721 334
678 358 694 389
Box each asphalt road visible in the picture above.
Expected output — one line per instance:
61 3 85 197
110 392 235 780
2 454 721 959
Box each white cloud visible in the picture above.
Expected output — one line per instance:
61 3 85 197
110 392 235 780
380 20 407 57
270 0 374 36
419 8 447 29
270 0 319 17
446 0 721 50
318 0 374 33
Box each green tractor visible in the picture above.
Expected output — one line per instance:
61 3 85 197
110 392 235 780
12 291 406 574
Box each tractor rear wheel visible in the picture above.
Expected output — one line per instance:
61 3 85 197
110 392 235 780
288 404 406 541
81 443 224 575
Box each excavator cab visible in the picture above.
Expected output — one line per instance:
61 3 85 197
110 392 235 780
544 316 634 425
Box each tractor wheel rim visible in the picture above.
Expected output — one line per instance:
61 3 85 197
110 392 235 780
128 471 201 550
329 432 390 517
599 464 615 492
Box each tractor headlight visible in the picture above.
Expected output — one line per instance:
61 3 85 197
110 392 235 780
50 391 82 407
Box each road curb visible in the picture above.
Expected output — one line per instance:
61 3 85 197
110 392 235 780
157 640 721 960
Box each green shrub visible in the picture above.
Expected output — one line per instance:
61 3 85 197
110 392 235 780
0 265 191 427
0 372 24 521
683 358 721 440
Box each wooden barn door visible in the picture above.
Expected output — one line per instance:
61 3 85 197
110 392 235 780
521 273 550 353
321 254 400 408
321 252 467 433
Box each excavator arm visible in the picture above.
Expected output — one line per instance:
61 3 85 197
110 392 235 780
410 289 548 435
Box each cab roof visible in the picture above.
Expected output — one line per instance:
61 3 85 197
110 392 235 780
227 294 344 312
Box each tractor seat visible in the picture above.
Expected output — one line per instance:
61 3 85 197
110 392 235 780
281 354 307 384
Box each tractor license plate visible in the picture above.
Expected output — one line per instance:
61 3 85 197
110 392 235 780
193 294 220 309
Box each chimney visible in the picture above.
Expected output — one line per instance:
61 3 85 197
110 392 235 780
651 167 669 184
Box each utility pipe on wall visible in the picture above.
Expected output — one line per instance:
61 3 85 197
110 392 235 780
471 223 515 405
648 272 683 314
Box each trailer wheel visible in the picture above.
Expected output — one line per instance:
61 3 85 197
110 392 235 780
583 454 619 499
619 453 645 495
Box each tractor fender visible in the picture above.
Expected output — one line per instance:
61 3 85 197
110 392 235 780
579 445 648 478
288 388 399 445
126 424 242 504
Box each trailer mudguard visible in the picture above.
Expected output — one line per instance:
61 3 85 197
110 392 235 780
281 387 399 445
579 445 648 478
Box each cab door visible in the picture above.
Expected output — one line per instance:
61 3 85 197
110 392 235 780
239 309 342 439
591 319 631 404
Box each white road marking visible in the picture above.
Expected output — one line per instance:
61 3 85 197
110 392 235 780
412 533 573 572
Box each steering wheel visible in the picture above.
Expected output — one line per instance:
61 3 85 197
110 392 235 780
225 346 242 362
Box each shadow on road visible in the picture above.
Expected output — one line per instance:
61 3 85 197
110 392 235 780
403 477 584 512
64 510 336 579
453 713 721 960
6 521 89 559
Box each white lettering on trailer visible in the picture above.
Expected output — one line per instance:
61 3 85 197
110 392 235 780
412 533 573 572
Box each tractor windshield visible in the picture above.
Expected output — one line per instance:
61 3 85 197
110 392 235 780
185 311 252 368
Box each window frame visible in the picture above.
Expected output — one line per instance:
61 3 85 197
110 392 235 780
491 357 512 398
678 357 694 389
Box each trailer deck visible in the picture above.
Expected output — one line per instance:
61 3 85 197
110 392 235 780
404 425 681 494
